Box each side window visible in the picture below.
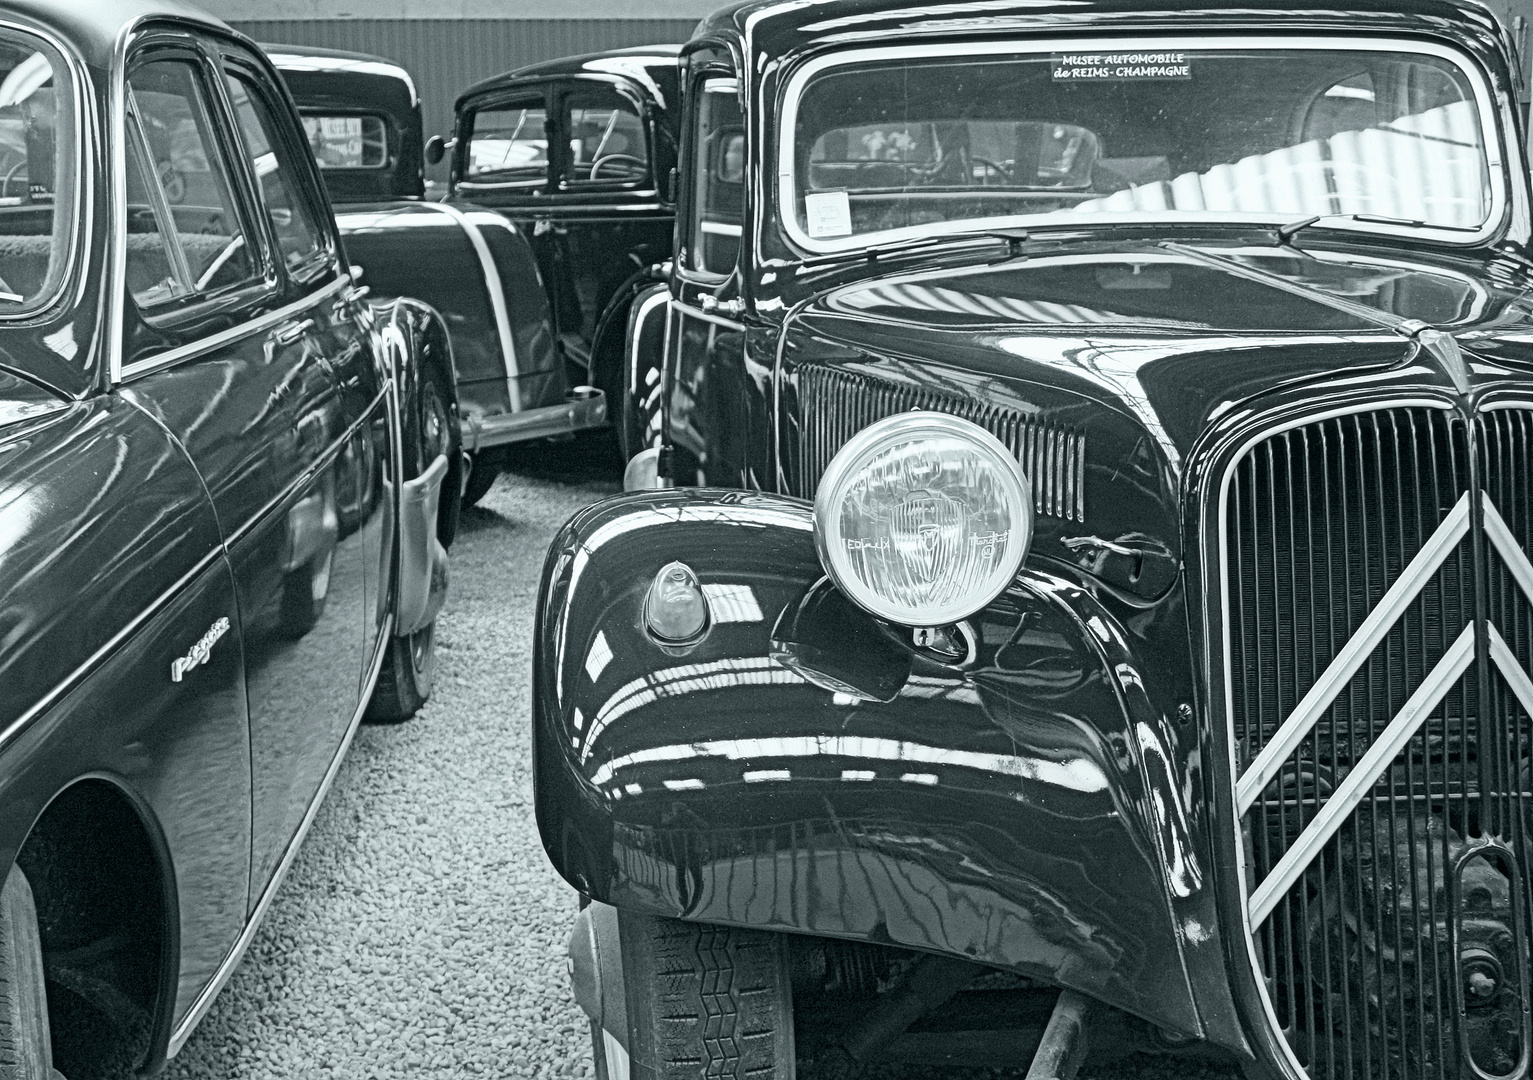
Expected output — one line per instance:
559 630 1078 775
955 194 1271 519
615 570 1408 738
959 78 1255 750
301 113 389 169
463 100 548 188
125 58 255 309
564 86 648 185
686 77 744 277
224 69 326 277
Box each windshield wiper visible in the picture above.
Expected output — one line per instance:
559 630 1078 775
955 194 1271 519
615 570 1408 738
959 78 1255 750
799 227 1035 270
1276 212 1481 245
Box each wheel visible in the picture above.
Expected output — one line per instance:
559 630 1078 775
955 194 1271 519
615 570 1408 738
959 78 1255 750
0 865 58 1080
366 621 435 722
462 455 500 507
618 911 794 1080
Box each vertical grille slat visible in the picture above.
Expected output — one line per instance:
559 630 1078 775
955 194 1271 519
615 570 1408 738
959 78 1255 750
793 365 1087 522
1226 406 1533 1080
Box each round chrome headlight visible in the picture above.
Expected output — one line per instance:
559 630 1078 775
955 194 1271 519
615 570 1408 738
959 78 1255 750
813 412 1032 626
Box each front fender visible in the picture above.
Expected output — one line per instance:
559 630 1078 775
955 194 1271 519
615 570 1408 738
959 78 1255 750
532 489 1208 1042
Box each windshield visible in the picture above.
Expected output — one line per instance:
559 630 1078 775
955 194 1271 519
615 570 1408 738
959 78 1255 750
780 38 1501 252
0 31 75 310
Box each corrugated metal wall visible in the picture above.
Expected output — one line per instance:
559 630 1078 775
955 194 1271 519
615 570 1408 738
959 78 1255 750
231 18 700 179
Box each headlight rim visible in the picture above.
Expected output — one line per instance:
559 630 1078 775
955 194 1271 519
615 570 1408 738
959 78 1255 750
812 410 1033 627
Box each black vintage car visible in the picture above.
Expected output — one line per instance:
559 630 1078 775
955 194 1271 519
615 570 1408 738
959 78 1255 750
0 0 455 1074
535 2 1533 1079
443 45 680 461
270 45 603 506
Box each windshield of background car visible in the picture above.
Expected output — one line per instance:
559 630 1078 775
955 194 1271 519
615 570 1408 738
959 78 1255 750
780 38 1503 252
0 33 75 312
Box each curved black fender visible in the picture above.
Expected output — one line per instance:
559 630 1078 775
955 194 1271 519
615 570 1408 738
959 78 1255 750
618 277 669 462
369 296 456 631
591 264 668 448
533 488 1237 1048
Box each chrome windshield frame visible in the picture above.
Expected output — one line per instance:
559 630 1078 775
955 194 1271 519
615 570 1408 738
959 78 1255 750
775 34 1512 256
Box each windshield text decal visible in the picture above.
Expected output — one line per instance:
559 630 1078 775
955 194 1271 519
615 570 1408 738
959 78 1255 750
1052 53 1192 81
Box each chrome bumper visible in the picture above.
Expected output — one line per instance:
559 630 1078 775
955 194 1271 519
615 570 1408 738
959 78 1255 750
459 387 606 452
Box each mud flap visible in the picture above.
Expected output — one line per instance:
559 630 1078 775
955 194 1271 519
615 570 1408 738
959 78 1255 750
396 452 449 634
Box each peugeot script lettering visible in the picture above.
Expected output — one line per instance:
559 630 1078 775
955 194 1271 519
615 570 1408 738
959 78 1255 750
171 617 231 683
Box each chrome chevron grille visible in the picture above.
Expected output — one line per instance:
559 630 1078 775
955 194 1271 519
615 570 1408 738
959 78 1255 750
794 365 1086 521
1226 406 1533 1080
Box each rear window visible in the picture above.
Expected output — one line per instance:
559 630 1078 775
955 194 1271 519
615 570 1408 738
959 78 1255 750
301 113 388 169
0 31 76 313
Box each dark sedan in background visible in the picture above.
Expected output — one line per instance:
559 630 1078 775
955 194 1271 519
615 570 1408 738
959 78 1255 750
445 45 681 463
271 45 606 506
0 0 453 1075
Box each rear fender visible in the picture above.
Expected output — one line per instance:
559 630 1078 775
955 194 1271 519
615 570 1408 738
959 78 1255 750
532 489 1212 1042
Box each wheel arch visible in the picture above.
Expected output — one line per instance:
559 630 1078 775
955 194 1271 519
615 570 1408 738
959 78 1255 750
9 772 179 1077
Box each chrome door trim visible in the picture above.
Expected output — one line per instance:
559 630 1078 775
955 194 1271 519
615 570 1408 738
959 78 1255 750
115 275 349 383
165 608 395 1057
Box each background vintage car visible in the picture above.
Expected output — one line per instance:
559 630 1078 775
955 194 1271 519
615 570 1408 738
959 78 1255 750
270 44 605 506
0 1 455 1075
536 1 1533 1079
445 44 680 462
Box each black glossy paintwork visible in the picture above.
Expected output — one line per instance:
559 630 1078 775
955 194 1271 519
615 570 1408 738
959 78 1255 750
272 44 573 440
0 0 450 1065
449 46 681 397
539 0 1533 1070
335 202 565 420
268 45 424 203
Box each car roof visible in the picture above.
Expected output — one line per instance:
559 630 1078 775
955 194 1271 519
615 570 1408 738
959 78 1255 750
694 0 1507 63
2 0 234 70
459 43 684 107
265 43 418 104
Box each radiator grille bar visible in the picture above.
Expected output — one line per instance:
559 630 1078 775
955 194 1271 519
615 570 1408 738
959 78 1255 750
1226 405 1533 1080
794 365 1086 522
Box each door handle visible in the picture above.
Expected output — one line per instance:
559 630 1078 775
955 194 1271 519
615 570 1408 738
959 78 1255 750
270 318 314 349
698 295 744 318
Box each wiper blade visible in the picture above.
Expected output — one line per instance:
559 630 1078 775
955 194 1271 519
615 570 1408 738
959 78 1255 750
799 227 1033 269
1275 212 1481 245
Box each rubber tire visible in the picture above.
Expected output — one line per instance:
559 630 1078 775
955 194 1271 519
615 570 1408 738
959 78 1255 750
0 865 57 1080
462 457 500 508
366 621 435 722
619 359 663 465
620 912 794 1080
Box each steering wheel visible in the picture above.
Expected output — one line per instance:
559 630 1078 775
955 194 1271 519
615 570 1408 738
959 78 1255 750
589 154 645 181
969 156 1010 186
0 157 25 200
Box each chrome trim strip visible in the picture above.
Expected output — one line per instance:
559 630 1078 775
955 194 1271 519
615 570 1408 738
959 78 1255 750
426 202 522 411
628 288 669 434
116 276 349 383
166 609 395 1057
1489 623 1533 722
1246 623 1477 926
777 36 1509 255
1484 493 1533 605
0 545 225 758
1213 397 1451 1080
1235 490 1471 813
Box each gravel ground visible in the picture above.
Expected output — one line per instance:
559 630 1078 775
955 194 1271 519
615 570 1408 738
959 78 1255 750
159 436 1239 1080
163 438 621 1080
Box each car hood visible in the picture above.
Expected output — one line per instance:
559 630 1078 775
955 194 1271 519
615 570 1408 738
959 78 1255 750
784 241 1533 597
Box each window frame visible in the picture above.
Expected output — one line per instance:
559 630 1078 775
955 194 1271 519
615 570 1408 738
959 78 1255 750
553 75 656 195
217 50 340 292
454 86 554 196
773 34 1512 255
119 42 276 333
676 69 745 284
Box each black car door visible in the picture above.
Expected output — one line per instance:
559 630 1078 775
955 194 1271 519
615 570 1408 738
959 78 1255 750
543 78 674 387
668 72 753 487
113 33 378 914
